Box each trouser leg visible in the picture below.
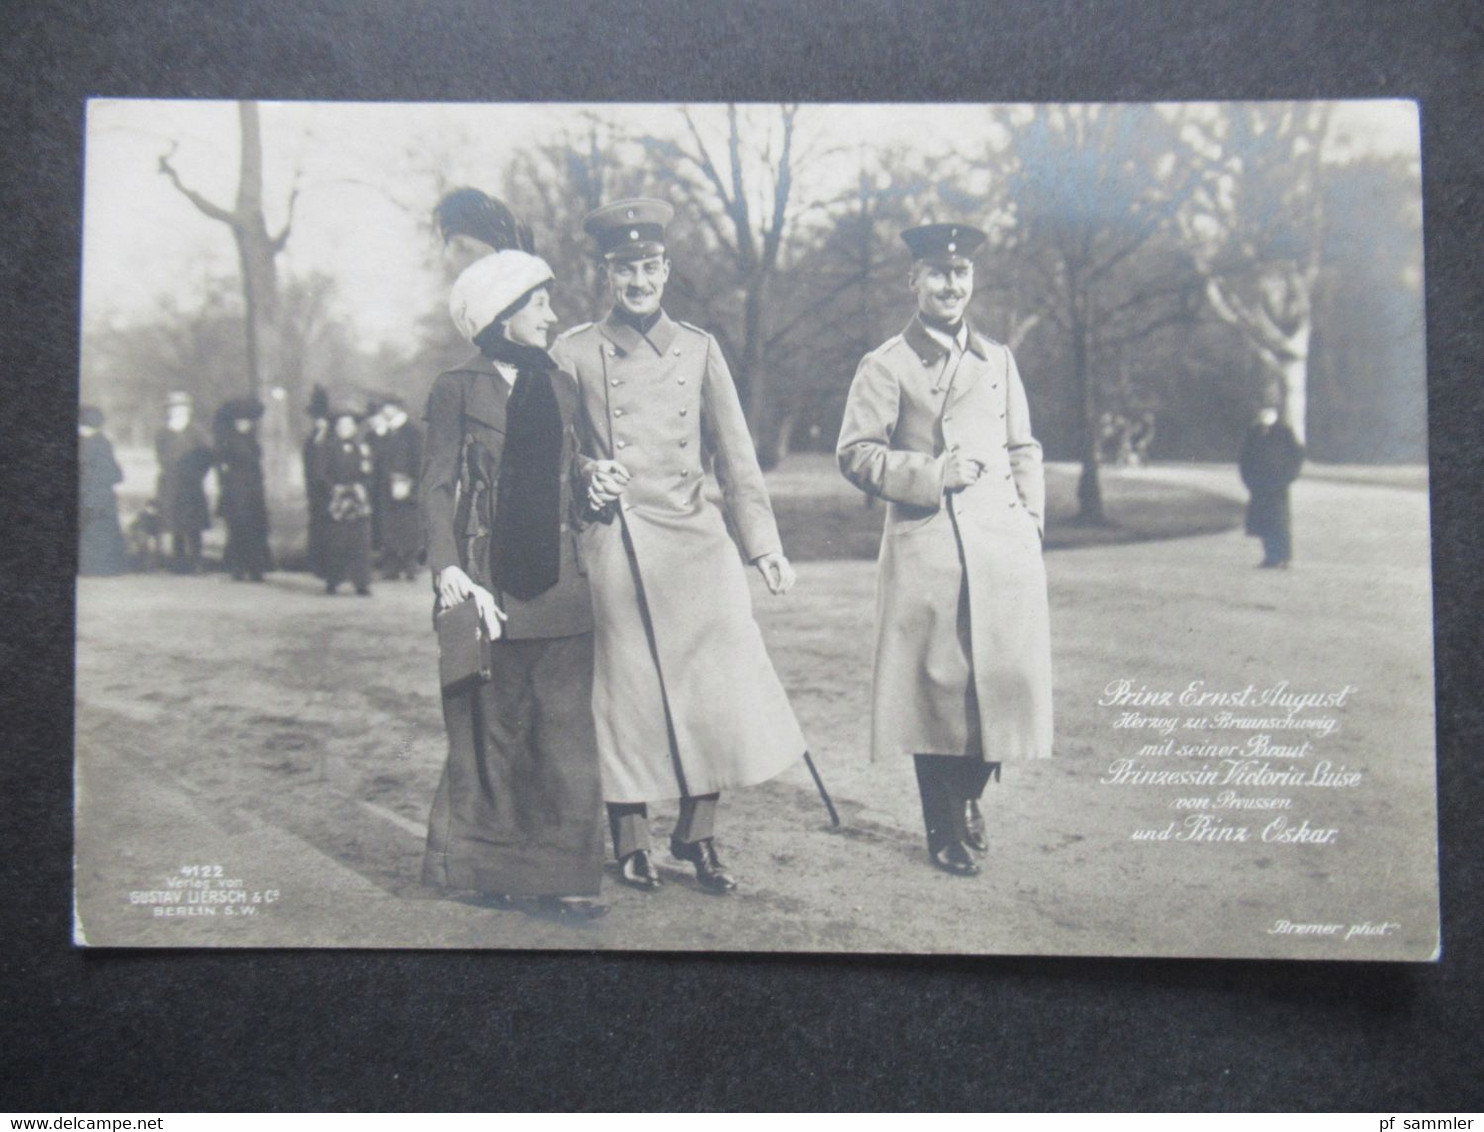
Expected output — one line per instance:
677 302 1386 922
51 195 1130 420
914 755 967 849
608 802 650 860
672 793 719 845
957 758 999 801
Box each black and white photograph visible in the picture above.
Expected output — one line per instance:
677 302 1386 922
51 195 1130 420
73 98 1436 959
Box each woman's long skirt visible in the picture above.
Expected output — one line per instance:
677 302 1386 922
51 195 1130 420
422 632 603 898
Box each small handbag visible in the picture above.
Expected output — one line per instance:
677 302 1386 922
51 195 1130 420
436 597 492 693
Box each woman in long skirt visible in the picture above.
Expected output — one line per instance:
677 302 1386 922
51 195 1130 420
214 398 274 582
419 190 605 918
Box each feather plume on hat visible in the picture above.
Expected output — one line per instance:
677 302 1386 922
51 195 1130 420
434 188 536 255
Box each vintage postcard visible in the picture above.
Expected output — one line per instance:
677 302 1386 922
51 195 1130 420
73 99 1436 958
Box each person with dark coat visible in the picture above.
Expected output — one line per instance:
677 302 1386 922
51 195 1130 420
1239 406 1305 568
365 397 389 557
419 195 604 919
214 398 273 582
372 396 423 580
78 405 128 576
303 385 331 579
154 392 212 573
318 410 375 595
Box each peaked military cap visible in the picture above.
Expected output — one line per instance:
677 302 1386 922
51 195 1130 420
902 222 987 266
583 197 675 260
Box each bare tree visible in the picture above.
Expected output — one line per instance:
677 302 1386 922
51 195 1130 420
1184 102 1333 443
635 103 839 466
505 111 647 317
1001 104 1206 523
158 100 297 403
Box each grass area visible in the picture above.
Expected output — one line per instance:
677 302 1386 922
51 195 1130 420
112 445 1408 569
768 454 1247 561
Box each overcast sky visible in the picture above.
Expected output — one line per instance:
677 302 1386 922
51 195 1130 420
82 99 1419 357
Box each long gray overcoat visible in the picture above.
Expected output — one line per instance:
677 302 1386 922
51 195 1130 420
550 310 806 804
838 316 1053 763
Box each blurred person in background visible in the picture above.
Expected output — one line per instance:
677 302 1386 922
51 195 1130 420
154 391 213 574
303 385 331 580
318 408 375 597
77 404 128 576
214 397 273 583
1239 405 1304 569
373 395 423 581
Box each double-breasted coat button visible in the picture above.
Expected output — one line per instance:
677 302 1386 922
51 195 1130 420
610 378 621 387
616 439 628 449
673 348 682 356
613 408 624 417
679 439 689 447
607 347 617 357
678 377 687 385
680 469 690 477
679 408 688 416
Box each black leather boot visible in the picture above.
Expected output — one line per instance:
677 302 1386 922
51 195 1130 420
617 849 663 892
670 836 736 893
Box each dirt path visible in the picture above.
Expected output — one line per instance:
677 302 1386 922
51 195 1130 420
74 465 1439 958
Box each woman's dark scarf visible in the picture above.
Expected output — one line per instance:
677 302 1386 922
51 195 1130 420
477 331 563 601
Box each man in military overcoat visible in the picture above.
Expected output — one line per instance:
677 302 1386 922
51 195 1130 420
549 198 806 895
837 223 1054 877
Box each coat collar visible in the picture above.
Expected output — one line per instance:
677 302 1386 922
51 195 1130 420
452 352 575 431
902 314 991 367
457 354 512 428
598 308 679 358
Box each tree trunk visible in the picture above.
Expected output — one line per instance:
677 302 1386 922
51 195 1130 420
1072 314 1106 524
1276 331 1310 446
234 102 281 400
740 277 779 468
160 100 297 504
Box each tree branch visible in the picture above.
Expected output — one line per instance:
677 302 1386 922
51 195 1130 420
270 184 299 252
723 104 757 273
764 266 870 352
760 104 797 272
158 146 238 228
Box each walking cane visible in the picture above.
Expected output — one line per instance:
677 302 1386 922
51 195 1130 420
802 750 840 827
